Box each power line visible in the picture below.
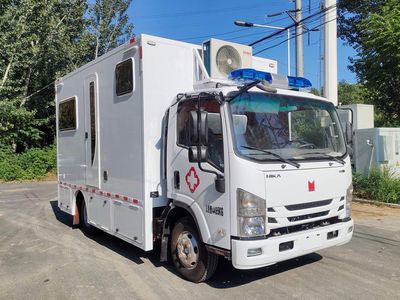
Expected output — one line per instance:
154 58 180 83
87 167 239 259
253 0 367 53
254 16 337 55
19 81 54 107
132 3 277 19
248 3 337 47
167 2 326 45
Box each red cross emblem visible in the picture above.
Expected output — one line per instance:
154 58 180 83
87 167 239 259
308 180 315 192
185 167 200 193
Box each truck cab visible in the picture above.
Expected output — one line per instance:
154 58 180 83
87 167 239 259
164 72 353 281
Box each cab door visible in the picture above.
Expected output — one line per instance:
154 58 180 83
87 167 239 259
167 97 231 250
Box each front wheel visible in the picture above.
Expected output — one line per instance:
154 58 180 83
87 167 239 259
170 216 218 282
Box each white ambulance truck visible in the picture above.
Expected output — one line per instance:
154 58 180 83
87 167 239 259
56 34 354 282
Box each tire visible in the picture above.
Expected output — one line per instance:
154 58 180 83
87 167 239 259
171 216 218 282
79 200 97 235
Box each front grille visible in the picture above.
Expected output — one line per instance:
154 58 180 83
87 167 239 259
287 210 329 222
285 199 332 211
268 217 340 237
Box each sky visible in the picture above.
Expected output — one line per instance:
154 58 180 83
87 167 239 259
128 0 357 89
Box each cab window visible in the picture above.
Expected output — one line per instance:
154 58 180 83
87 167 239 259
177 98 224 171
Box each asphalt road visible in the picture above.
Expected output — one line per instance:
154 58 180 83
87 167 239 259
0 182 399 300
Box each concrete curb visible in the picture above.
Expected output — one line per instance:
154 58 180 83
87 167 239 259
354 197 400 209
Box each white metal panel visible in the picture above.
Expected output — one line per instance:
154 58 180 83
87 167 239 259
112 199 143 243
56 95 86 186
252 56 278 74
58 185 72 213
342 104 374 130
354 128 400 176
141 35 203 249
88 194 111 231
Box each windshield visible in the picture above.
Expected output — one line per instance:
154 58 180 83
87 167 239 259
228 92 346 162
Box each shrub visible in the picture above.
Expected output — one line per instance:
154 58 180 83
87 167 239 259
353 168 400 204
0 145 56 181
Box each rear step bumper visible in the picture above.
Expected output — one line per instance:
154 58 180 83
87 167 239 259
231 219 354 270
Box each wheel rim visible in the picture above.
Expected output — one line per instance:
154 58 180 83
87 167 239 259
176 231 199 269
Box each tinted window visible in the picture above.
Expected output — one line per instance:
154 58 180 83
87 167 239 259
59 98 76 131
177 98 224 170
115 59 133 96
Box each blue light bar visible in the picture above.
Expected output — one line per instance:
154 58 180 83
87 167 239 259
229 68 272 83
287 76 312 89
229 68 313 90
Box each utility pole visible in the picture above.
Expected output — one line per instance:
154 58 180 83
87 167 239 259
295 0 304 77
323 0 338 105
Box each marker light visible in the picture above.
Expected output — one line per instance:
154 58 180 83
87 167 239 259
229 68 272 83
229 68 312 90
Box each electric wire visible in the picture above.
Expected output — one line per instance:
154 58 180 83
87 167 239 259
178 3 324 43
253 2 364 55
248 3 337 46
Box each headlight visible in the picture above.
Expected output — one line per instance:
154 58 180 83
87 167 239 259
346 183 353 218
237 189 266 237
239 217 265 236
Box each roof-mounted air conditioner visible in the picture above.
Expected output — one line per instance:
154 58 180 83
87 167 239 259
202 39 252 80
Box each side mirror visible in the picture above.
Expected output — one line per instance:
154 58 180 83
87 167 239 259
189 110 208 146
188 146 207 163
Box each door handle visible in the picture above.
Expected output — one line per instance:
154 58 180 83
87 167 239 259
113 201 122 206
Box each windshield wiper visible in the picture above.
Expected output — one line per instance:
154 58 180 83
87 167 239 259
240 145 300 168
303 152 345 165
228 80 261 102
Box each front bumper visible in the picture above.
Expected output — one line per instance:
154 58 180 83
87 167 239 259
231 219 354 269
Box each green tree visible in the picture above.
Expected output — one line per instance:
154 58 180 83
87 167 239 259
0 100 43 151
337 81 368 105
338 0 400 126
86 0 133 59
0 0 134 150
310 87 321 96
0 0 88 150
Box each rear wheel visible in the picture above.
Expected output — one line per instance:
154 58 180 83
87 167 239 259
171 216 218 282
79 200 97 235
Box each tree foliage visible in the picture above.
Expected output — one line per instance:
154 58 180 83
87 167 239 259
0 0 133 151
337 81 368 106
338 0 400 126
87 0 133 59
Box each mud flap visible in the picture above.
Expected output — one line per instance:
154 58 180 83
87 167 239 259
73 208 80 226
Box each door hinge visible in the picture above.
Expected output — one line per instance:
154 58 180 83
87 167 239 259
85 132 88 139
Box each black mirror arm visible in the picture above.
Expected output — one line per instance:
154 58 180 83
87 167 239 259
196 156 222 178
